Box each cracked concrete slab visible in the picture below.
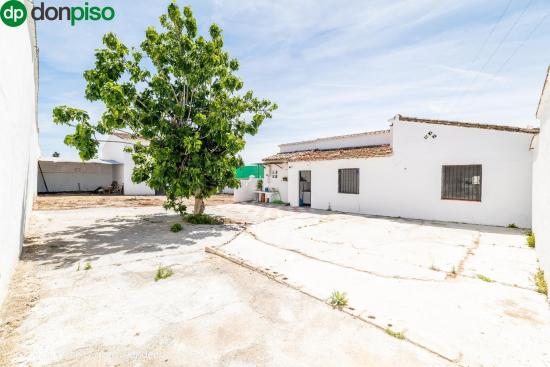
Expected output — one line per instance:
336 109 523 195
210 204 550 367
1 204 451 367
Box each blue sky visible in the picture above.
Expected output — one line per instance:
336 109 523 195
38 0 550 163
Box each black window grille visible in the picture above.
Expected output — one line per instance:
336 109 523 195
338 168 359 194
441 165 482 202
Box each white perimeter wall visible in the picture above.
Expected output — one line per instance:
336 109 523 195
533 103 550 279
287 121 534 227
102 136 155 195
233 178 259 202
38 161 115 192
0 16 39 306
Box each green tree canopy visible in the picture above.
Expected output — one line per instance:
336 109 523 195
53 2 277 215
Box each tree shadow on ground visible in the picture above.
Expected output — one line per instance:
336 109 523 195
23 213 241 269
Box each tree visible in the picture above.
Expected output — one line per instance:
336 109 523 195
53 3 277 215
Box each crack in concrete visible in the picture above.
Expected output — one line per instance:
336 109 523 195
243 229 445 283
214 212 543 311
460 273 535 292
205 246 461 366
447 233 480 279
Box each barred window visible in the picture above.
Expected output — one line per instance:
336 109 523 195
441 165 482 202
338 168 359 194
271 170 278 179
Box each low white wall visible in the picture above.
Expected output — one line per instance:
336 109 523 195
0 15 39 306
288 121 534 227
533 103 550 280
233 178 258 202
38 161 115 192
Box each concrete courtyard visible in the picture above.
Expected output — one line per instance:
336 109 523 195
1 198 549 366
208 203 550 367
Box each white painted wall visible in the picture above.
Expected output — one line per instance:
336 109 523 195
533 90 550 280
37 160 116 192
264 163 289 202
0 15 39 306
233 178 259 202
279 130 390 153
101 135 155 195
287 120 534 227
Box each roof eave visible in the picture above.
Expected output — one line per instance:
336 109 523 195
397 115 539 134
536 65 550 119
278 129 391 148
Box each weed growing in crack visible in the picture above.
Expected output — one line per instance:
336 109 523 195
526 231 536 248
329 290 348 309
385 327 406 340
535 269 547 295
83 262 92 271
476 274 494 283
155 265 174 281
447 266 457 277
430 264 440 271
507 223 518 229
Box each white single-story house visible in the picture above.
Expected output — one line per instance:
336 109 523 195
37 132 155 195
263 115 539 228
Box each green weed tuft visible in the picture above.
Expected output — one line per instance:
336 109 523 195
476 274 494 283
329 290 348 309
385 327 406 340
527 232 536 248
185 214 222 225
170 223 183 232
535 269 547 295
155 265 174 281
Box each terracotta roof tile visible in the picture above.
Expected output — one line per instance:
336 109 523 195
263 144 392 163
397 115 539 134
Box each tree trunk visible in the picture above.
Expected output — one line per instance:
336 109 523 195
193 197 205 215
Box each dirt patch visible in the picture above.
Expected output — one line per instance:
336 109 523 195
0 257 40 366
33 194 233 211
499 299 542 325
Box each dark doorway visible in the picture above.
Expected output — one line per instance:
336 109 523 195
299 170 311 207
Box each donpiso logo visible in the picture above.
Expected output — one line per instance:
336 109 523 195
1 0 27 27
1 0 115 27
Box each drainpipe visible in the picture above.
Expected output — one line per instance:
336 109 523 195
38 161 49 192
